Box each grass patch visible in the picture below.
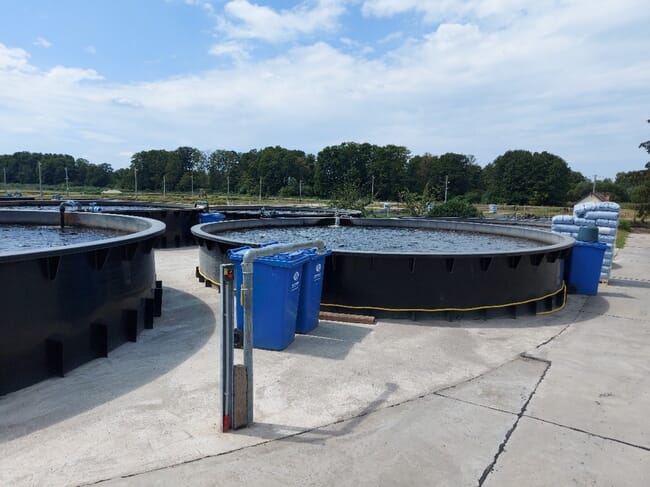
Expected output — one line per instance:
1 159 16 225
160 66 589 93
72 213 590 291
616 220 632 248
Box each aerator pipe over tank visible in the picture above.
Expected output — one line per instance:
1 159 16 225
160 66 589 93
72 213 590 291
240 239 325 426
59 200 80 229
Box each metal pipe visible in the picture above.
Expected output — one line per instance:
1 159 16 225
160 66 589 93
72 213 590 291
221 264 235 432
59 200 78 229
241 240 325 425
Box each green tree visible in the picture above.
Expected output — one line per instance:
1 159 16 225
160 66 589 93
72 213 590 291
483 150 571 205
369 144 409 200
85 163 113 187
405 153 437 194
207 150 240 192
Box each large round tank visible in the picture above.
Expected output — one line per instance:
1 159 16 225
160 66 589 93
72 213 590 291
0 210 165 395
192 217 575 320
0 200 200 248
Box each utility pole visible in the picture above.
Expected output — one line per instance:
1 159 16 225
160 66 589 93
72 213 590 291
592 174 597 194
444 175 449 203
38 161 42 198
371 175 375 201
299 179 302 201
258 176 262 202
3 167 6 193
163 175 166 197
64 167 69 195
191 174 194 197
227 175 230 203
134 168 138 198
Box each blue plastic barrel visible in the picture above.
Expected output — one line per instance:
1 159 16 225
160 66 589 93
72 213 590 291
229 246 309 350
296 247 332 333
566 241 608 295
199 212 225 223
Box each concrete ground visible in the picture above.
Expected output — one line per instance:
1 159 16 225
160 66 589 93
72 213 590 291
1 234 649 486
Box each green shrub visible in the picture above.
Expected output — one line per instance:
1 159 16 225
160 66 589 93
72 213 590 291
619 219 632 232
427 199 481 218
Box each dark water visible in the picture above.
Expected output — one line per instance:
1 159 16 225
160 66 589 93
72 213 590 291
216 226 539 253
0 225 126 252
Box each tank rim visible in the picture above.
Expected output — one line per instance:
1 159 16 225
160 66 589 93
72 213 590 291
191 216 575 258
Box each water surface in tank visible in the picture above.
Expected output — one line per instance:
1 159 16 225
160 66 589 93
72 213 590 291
0 224 126 252
216 225 540 253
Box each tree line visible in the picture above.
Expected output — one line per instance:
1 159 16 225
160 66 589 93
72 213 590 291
2 143 649 207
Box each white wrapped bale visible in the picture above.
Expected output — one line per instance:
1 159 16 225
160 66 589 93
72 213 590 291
574 202 596 217
585 211 619 220
552 215 575 224
597 226 616 236
552 224 581 234
597 201 621 212
596 219 618 228
574 217 589 226
599 235 616 245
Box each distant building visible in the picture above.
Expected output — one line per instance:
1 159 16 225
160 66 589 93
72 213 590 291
576 192 610 205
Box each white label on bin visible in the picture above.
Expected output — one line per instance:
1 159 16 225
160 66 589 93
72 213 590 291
291 271 301 292
313 263 323 282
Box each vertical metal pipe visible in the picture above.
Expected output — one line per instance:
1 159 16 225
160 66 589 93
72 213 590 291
242 261 254 425
59 204 65 230
220 264 235 432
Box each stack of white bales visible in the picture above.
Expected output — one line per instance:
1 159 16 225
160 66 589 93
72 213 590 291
551 201 619 281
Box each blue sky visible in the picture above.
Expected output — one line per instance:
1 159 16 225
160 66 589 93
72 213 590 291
0 0 649 180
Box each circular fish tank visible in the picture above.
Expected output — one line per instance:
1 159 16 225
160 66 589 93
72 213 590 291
0 200 200 248
0 210 165 395
192 217 575 320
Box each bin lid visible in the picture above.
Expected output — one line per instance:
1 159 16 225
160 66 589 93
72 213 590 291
229 246 311 267
256 250 310 268
228 245 251 262
228 241 279 261
303 247 332 258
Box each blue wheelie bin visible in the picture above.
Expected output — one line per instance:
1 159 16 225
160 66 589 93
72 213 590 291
296 247 332 333
229 246 310 350
566 241 607 295
199 212 225 223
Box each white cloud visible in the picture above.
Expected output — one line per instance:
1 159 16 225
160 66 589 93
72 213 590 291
183 0 216 16
33 37 52 49
216 0 346 43
208 41 251 62
80 130 124 143
45 66 103 83
111 97 143 108
361 0 531 22
0 43 32 71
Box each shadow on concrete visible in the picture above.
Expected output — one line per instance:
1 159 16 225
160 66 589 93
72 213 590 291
0 287 216 443
608 278 650 289
285 321 372 360
236 382 399 445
